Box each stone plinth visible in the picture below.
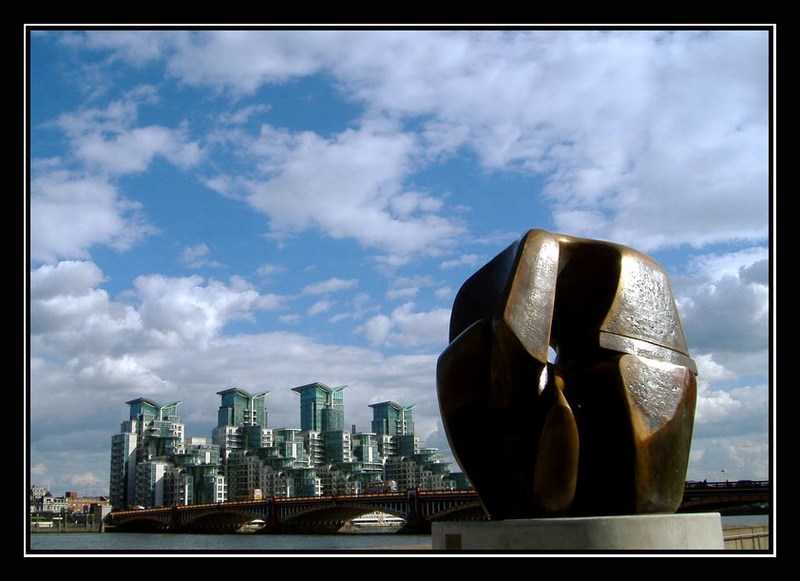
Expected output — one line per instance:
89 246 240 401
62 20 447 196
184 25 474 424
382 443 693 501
432 513 724 551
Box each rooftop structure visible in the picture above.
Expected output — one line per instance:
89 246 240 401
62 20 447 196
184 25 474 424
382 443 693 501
369 401 416 437
292 382 347 432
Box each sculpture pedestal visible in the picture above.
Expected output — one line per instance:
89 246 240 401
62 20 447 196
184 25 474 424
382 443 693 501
432 513 724 551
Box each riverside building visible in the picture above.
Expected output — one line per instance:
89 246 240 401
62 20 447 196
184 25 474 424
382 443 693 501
109 383 465 510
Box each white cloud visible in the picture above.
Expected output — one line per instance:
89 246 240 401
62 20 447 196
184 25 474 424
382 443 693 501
386 287 418 301
30 167 155 263
181 244 223 269
256 263 287 279
30 260 107 300
383 275 434 302
75 125 202 175
55 95 203 175
358 314 393 345
687 436 769 482
692 353 735 382
30 262 143 357
216 103 272 126
440 254 480 269
166 30 333 93
205 121 464 262
134 274 268 347
693 377 768 439
307 299 332 316
302 277 359 295
676 247 769 358
435 286 453 300
77 30 185 66
357 302 451 349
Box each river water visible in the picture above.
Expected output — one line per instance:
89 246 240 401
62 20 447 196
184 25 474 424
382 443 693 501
28 531 434 555
27 515 767 556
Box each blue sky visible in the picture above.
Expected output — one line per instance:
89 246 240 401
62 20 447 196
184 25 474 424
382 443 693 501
27 27 772 497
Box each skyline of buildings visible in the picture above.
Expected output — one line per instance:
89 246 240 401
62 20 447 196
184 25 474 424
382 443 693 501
109 382 468 510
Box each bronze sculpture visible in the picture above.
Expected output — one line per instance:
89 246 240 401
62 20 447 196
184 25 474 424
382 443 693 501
437 229 697 519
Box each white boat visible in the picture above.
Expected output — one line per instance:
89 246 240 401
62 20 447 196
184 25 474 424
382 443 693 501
349 511 406 528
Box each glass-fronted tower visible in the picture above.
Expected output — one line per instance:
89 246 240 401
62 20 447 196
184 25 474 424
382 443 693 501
369 401 415 437
212 388 269 459
109 398 185 509
216 388 269 428
292 382 347 432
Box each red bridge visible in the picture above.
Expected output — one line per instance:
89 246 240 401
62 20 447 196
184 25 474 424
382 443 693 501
107 480 770 534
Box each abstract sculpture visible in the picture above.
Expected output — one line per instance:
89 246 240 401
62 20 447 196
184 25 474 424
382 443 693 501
437 229 697 519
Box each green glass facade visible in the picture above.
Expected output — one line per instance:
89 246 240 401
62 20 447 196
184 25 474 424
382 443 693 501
369 401 415 437
292 382 347 432
216 388 269 428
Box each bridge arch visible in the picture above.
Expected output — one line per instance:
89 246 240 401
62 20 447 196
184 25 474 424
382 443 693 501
277 501 409 534
176 506 269 533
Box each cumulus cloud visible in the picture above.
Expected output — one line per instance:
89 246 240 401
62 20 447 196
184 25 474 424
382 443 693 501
30 166 155 263
676 247 769 360
181 244 223 269
75 125 202 174
302 277 359 295
72 30 185 66
384 275 435 301
30 261 284 364
256 263 287 279
30 88 206 264
134 274 272 347
205 121 463 262
55 94 203 175
386 287 419 301
687 436 769 482
30 261 142 354
357 302 451 349
694 379 767 432
166 30 334 93
307 299 332 316
358 314 393 345
435 286 453 300
440 254 480 269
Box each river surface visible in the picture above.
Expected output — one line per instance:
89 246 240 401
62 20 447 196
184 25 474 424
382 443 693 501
27 515 767 556
28 531 434 555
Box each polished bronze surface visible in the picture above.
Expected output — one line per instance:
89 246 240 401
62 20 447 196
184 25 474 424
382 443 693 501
437 229 697 519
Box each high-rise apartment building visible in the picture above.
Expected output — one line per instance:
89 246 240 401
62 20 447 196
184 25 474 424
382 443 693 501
292 382 346 432
109 398 192 509
212 388 270 460
216 388 269 427
369 401 415 437
110 385 464 509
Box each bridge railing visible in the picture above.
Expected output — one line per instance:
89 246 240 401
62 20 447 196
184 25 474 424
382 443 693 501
685 480 770 490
